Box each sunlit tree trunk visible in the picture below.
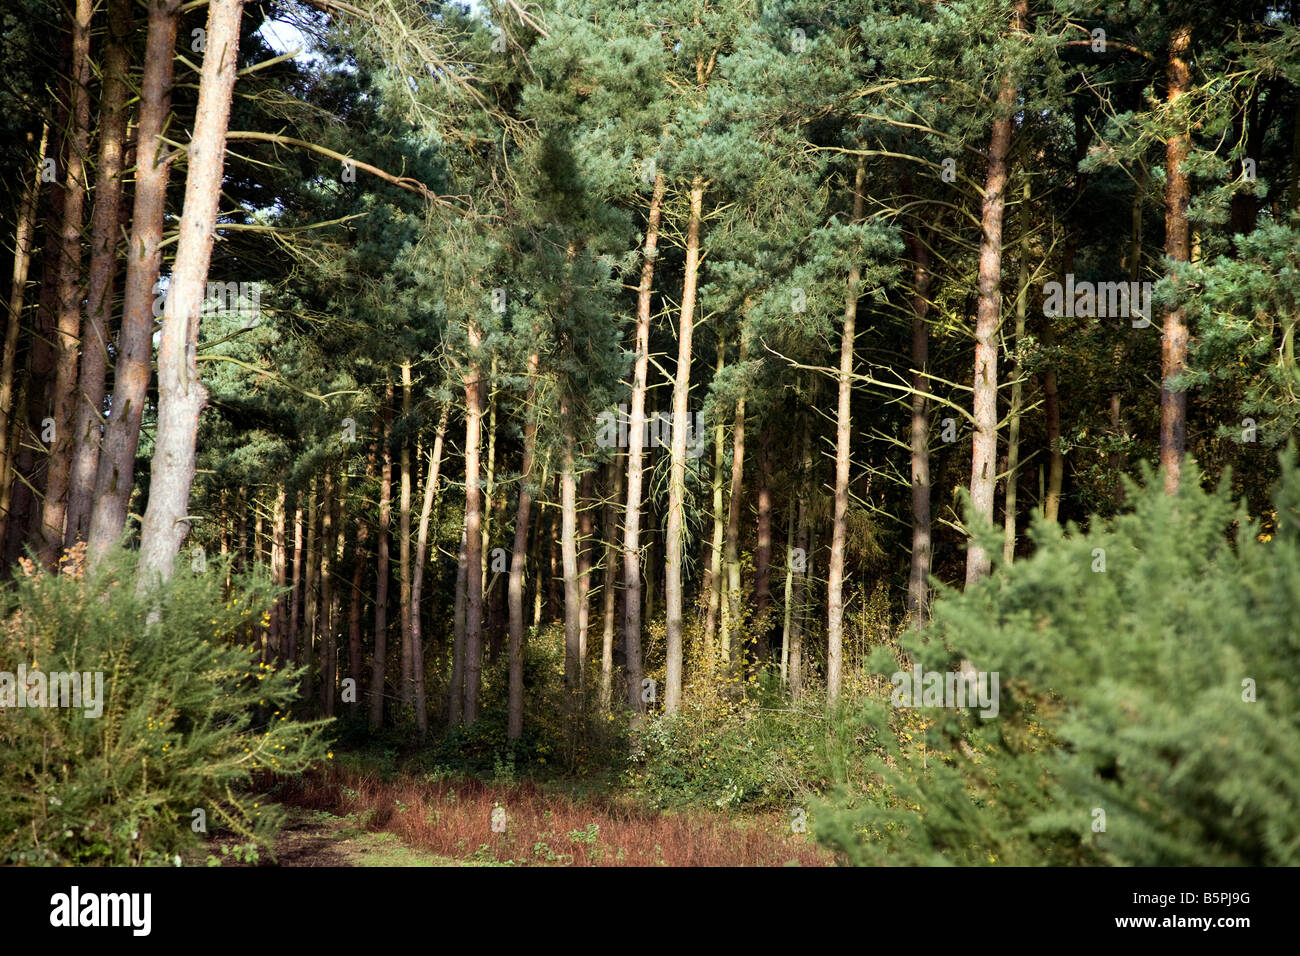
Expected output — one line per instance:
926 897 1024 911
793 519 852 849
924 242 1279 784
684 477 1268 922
905 229 933 621
368 389 393 729
827 161 865 703
622 171 664 714
665 175 704 715
136 0 246 586
409 402 447 737
507 351 540 739
462 320 485 723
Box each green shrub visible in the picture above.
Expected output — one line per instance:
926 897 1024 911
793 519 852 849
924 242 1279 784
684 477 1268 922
0 550 330 865
816 456 1300 865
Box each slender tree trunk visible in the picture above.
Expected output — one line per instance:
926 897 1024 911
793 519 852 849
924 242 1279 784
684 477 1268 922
38 0 94 567
600 456 621 711
271 485 286 659
905 229 933 621
0 125 48 551
368 389 393 730
398 362 413 707
87 0 182 565
754 428 772 664
462 321 485 723
288 497 303 661
779 503 795 686
665 175 705 715
66 0 132 548
347 437 378 712
560 412 582 712
1003 182 1030 564
448 527 467 725
790 424 811 701
577 470 594 681
827 161 866 704
507 351 540 739
135 0 245 587
300 478 319 703
318 470 337 717
410 402 447 737
964 0 1024 586
704 336 725 673
1160 23 1193 494
724 335 747 678
622 171 664 714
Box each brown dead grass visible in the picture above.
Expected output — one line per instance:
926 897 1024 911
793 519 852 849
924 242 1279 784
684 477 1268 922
277 765 835 867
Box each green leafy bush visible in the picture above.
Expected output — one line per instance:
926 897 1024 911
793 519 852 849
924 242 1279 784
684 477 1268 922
817 456 1300 866
0 550 330 865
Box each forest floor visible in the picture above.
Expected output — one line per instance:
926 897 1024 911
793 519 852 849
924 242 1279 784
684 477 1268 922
226 766 836 867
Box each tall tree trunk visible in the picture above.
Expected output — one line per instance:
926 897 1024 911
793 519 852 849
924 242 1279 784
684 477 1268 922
66 0 132 548
448 526 467 725
964 0 1024 587
600 455 621 711
318 469 338 717
87 0 182 566
270 485 287 659
827 161 866 704
704 335 725 673
398 362 413 707
300 478 319 704
724 335 747 678
779 502 795 686
753 428 772 664
347 436 378 712
905 229 933 621
38 0 94 568
410 402 447 737
0 125 48 551
1003 181 1030 564
507 351 540 739
1160 22 1193 494
462 321 485 723
288 496 303 661
790 423 811 701
577 469 595 680
135 0 245 587
622 171 664 714
368 389 393 730
560 412 582 712
664 175 704 715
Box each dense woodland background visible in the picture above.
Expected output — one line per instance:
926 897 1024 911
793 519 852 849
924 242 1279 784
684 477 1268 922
2 0 1299 867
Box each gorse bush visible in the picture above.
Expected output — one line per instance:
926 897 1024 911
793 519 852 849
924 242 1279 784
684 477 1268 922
0 549 330 865
816 455 1300 866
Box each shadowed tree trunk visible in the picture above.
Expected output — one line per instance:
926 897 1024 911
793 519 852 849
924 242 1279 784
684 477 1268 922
409 401 448 737
754 427 772 664
507 350 540 740
88 0 182 566
368 389 393 729
38 0 93 568
905 228 933 622
0 125 48 551
1160 22 1193 494
66 0 132 548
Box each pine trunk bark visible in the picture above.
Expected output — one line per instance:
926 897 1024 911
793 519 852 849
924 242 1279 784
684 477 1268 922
135 0 245 587
462 321 485 723
964 0 1023 586
827 161 866 704
1160 23 1193 494
621 171 665 713
367 389 393 729
664 176 704 715
906 229 933 621
66 0 132 548
507 352 540 739
87 0 182 566
409 402 448 736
